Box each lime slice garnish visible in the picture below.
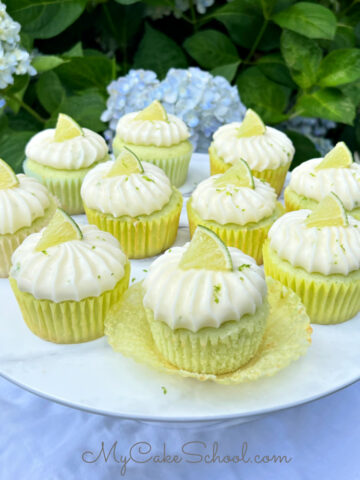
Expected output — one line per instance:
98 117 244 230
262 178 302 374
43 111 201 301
0 158 19 189
237 109 266 137
54 113 83 142
214 158 255 189
35 208 83 252
134 100 168 122
106 147 144 177
179 225 233 271
305 192 348 228
315 142 352 170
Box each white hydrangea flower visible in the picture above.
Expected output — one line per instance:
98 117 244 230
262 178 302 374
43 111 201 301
147 0 216 20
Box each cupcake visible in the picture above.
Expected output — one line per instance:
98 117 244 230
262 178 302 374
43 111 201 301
81 147 183 258
24 113 109 215
142 226 268 375
284 142 360 220
187 159 284 264
263 193 360 324
209 109 294 195
112 100 193 187
0 158 58 277
9 209 130 343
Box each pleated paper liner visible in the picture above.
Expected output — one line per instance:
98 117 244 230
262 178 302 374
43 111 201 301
9 263 130 344
0 196 58 278
208 145 291 196
105 278 312 384
84 189 183 259
187 200 285 264
263 241 360 324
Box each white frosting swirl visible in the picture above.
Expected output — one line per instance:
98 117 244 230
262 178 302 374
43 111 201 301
191 175 277 225
81 161 173 217
212 124 294 171
115 112 190 147
269 210 360 275
0 174 52 235
289 158 360 210
143 246 266 332
25 128 108 170
10 225 127 302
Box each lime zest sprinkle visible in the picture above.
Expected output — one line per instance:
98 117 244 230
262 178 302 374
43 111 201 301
238 264 251 272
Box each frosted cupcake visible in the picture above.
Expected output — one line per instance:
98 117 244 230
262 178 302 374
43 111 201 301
187 160 284 264
81 148 183 258
9 209 130 343
0 159 58 277
209 109 294 195
143 226 268 374
263 193 360 324
285 142 360 220
112 101 193 187
24 114 109 214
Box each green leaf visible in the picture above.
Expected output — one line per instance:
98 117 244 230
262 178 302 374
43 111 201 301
257 53 296 88
211 61 241 83
342 81 360 107
7 0 87 39
183 30 239 70
237 66 290 124
285 130 321 169
114 0 140 3
3 75 30 114
0 130 36 173
31 55 66 73
63 42 84 57
133 23 187 79
317 49 360 87
328 25 355 50
295 88 355 125
36 71 65 114
272 2 336 40
281 30 322 89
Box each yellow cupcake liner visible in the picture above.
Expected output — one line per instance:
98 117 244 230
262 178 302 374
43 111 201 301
0 196 58 278
113 138 193 187
9 263 130 344
187 199 284 264
263 240 360 324
84 189 183 259
105 279 312 384
208 145 291 196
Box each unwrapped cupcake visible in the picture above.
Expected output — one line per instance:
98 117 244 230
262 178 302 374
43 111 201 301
24 113 109 214
0 158 57 277
112 100 193 187
209 109 294 195
9 209 130 343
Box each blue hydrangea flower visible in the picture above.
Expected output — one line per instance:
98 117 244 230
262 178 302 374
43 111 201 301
283 116 336 138
147 0 215 19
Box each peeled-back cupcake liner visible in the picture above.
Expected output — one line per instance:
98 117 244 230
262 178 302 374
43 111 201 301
263 240 360 324
84 189 183 259
0 196 58 278
9 263 130 343
105 279 312 384
112 137 193 187
187 199 285 264
208 145 291 196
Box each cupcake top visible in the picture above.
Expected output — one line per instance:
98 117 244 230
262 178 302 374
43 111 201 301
0 173 53 235
212 109 294 171
25 114 108 170
143 228 266 332
81 155 173 218
10 222 127 302
115 101 189 147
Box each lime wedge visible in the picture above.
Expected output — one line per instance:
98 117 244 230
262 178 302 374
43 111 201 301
134 100 168 122
237 109 266 137
106 148 144 177
54 113 83 142
315 142 352 170
214 158 255 189
179 225 233 271
35 208 83 251
0 158 19 189
305 192 348 228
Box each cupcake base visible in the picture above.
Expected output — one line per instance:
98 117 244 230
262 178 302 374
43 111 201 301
263 240 360 324
84 189 183 259
113 137 193 187
9 262 130 343
187 199 284 264
208 145 291 196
